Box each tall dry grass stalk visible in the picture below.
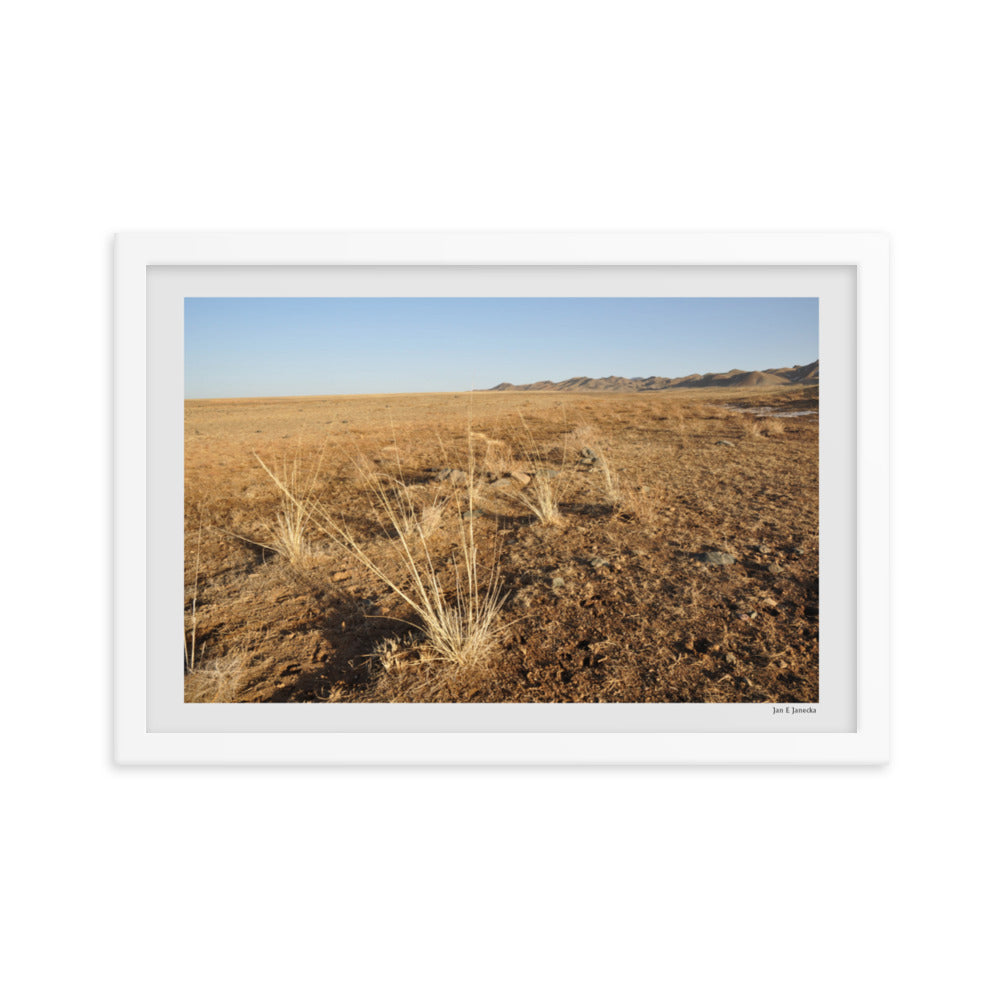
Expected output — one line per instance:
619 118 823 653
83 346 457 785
470 430 514 477
252 449 325 563
367 476 448 541
184 518 203 672
589 440 625 507
584 437 657 521
257 445 508 672
502 411 568 525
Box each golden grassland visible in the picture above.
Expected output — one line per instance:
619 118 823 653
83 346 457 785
184 386 818 703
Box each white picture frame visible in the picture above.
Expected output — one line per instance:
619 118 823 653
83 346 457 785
115 232 890 765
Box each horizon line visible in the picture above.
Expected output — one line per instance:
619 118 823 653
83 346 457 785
185 358 819 401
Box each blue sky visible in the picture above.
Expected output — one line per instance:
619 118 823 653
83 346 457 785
184 297 818 399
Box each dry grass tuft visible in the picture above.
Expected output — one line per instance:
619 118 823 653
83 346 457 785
375 481 448 540
185 648 255 702
745 417 786 438
363 632 504 702
518 472 562 524
590 440 625 507
482 437 515 475
257 441 509 673
574 435 659 521
251 450 324 563
503 413 569 524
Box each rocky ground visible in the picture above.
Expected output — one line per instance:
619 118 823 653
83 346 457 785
184 387 818 703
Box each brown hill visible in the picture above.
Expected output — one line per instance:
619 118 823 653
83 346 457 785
726 371 789 387
485 362 818 393
788 361 819 383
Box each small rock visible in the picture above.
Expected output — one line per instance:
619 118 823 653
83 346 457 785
580 447 598 460
792 546 805 556
434 468 468 484
509 470 531 486
725 652 737 665
461 508 484 521
767 562 783 575
536 469 560 479
715 439 736 447
754 544 771 554
590 557 610 568
550 576 566 590
699 550 735 566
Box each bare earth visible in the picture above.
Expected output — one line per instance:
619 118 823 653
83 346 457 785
184 386 818 703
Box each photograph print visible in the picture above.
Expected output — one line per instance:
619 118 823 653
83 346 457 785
184 296 818 704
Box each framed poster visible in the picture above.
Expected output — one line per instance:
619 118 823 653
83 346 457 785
115 232 889 764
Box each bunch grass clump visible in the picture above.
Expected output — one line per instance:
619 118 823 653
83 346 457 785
744 416 785 438
256 437 508 673
502 412 568 525
516 470 562 524
252 449 324 564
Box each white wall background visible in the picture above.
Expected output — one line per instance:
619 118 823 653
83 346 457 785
4 2 996 998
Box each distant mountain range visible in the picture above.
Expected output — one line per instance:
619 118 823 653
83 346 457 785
485 361 818 393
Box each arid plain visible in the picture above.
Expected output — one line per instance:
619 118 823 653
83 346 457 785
184 380 818 703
